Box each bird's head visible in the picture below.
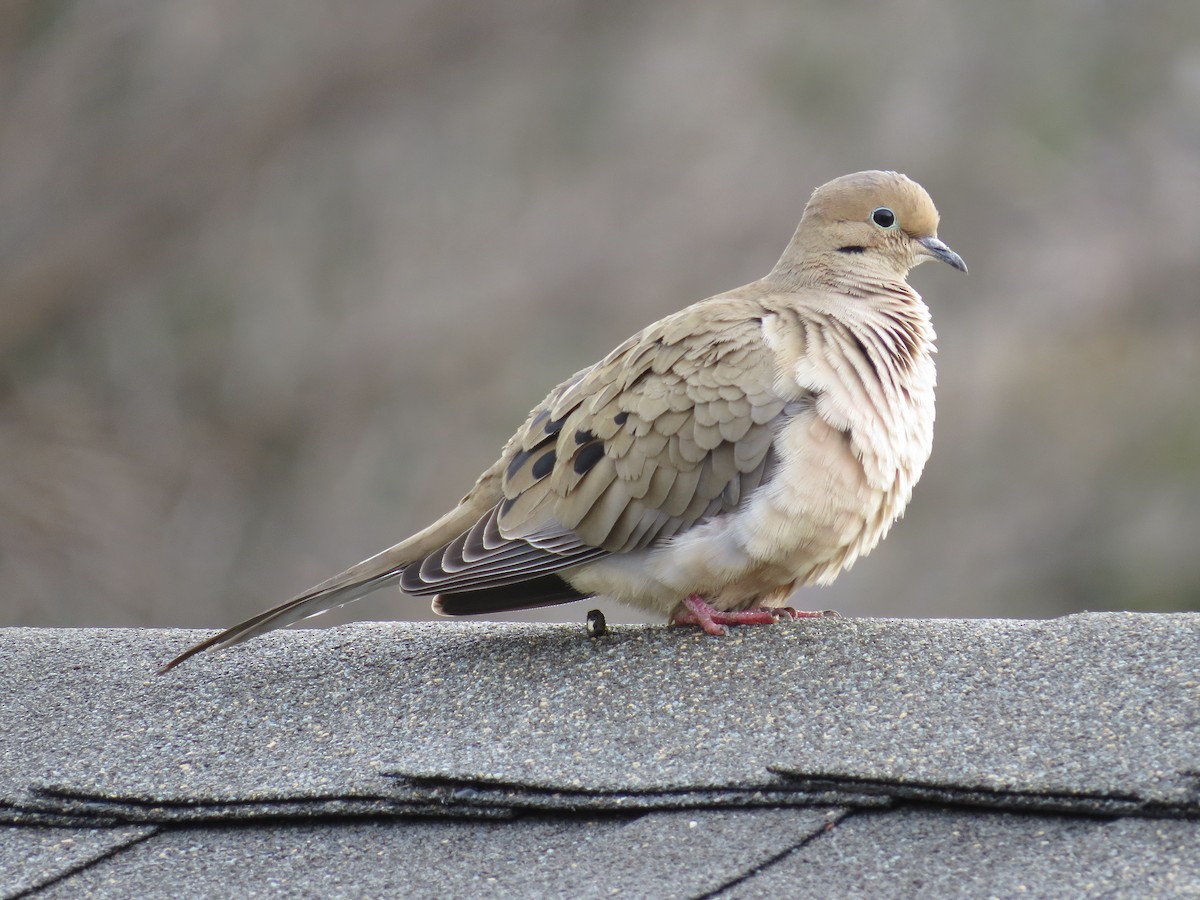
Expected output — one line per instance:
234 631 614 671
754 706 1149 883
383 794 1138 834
782 170 966 282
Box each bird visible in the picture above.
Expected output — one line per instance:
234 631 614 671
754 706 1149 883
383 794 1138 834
161 170 965 672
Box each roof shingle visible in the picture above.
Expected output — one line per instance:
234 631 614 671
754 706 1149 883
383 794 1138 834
5 612 1198 896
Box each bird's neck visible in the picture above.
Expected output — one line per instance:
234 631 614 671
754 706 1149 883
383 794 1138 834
767 247 908 294
770 255 938 508
763 249 937 372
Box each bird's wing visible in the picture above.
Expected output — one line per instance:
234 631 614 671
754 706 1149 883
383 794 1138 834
403 296 797 603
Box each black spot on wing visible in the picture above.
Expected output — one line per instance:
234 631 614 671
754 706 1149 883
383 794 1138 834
613 411 629 425
574 428 595 445
531 449 557 480
505 446 537 481
573 441 605 475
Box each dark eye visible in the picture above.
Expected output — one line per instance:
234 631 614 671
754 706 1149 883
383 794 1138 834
871 207 896 228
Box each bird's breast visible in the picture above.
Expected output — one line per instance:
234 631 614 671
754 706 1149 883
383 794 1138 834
567 304 937 614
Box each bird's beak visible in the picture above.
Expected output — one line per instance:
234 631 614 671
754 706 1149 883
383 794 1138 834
918 236 967 273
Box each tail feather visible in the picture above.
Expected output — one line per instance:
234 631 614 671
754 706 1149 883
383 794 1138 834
159 466 505 673
432 573 587 617
158 569 404 673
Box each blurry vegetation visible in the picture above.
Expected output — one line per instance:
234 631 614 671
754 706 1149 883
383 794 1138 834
1 1 1198 627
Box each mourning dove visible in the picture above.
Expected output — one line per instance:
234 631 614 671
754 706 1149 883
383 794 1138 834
161 170 964 672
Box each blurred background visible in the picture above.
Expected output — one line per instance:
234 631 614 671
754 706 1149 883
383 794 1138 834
3 1 1199 631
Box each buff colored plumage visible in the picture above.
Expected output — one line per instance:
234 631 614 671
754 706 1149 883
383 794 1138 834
161 170 964 672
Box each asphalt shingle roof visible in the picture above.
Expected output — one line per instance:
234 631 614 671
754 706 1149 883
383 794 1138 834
4 612 1198 897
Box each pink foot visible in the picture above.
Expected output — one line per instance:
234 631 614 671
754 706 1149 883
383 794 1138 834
669 595 838 636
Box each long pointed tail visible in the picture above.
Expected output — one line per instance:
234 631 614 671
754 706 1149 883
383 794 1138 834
158 466 507 673
158 566 404 673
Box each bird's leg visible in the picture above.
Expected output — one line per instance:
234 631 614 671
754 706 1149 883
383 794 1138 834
670 594 834 636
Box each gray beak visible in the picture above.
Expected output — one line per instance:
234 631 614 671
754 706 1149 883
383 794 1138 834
918 236 967 273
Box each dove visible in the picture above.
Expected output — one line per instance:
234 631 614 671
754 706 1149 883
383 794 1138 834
161 170 964 672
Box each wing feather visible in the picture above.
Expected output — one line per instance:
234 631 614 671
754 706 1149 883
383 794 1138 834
403 299 808 611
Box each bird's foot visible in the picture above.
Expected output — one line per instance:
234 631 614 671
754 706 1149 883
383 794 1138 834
670 595 837 636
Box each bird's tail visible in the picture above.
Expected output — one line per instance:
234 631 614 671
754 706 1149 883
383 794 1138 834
157 563 405 673
159 477 502 673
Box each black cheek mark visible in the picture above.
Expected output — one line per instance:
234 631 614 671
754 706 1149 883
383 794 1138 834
573 442 606 475
837 245 866 254
531 449 557 480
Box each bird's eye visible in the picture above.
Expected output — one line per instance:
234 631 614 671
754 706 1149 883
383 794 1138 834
871 207 897 228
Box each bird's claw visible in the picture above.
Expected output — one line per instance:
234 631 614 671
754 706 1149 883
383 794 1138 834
670 595 837 635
